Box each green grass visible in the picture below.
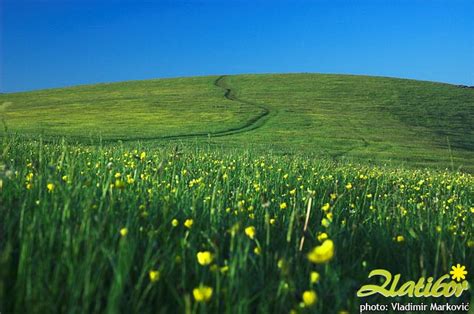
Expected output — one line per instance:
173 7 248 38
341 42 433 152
1 73 473 313
1 73 473 170
0 137 472 313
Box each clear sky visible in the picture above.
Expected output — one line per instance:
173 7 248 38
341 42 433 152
1 0 473 92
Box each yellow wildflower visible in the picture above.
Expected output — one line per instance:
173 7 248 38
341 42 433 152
171 219 179 227
114 179 125 189
321 203 330 212
184 219 194 229
47 183 55 192
254 246 261 255
280 202 287 209
317 232 328 242
345 183 353 190
308 239 334 264
220 265 229 273
245 226 256 239
302 290 318 307
321 218 331 228
396 235 405 243
193 285 213 302
120 228 128 237
310 271 320 283
197 251 214 266
149 270 160 282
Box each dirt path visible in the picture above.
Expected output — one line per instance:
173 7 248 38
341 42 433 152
130 75 273 141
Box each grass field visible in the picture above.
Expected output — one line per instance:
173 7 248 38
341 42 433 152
1 138 473 313
1 74 473 170
0 74 473 313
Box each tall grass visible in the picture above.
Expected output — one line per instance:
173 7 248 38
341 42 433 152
1 137 472 313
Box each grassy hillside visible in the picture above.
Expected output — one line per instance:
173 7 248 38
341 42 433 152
1 74 473 170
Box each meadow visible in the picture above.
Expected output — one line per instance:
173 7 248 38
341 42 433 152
0 137 473 313
1 74 473 170
0 73 473 313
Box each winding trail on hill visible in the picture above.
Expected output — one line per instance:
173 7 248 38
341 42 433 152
129 75 273 141
23 75 274 143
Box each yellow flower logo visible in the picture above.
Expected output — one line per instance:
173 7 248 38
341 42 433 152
450 264 468 282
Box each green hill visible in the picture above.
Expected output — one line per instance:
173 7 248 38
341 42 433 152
1 74 473 170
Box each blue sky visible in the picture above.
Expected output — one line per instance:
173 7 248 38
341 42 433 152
1 0 473 92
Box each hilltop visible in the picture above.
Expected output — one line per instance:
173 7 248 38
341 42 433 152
1 73 473 170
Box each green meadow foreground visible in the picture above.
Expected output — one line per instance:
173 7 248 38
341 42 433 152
0 138 473 313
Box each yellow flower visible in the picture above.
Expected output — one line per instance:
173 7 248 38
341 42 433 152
171 219 179 227
149 270 160 282
254 246 261 255
140 152 146 161
302 290 318 307
310 271 320 283
321 203 330 212
120 228 128 237
114 179 125 189
280 202 287 209
277 258 286 269
47 183 55 192
317 232 328 242
184 219 194 229
345 183 352 190
321 218 331 228
396 235 405 243
450 264 468 282
308 239 334 264
220 266 229 273
269 218 276 225
245 226 256 239
193 285 213 302
330 193 337 200
197 251 214 266
290 189 296 196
